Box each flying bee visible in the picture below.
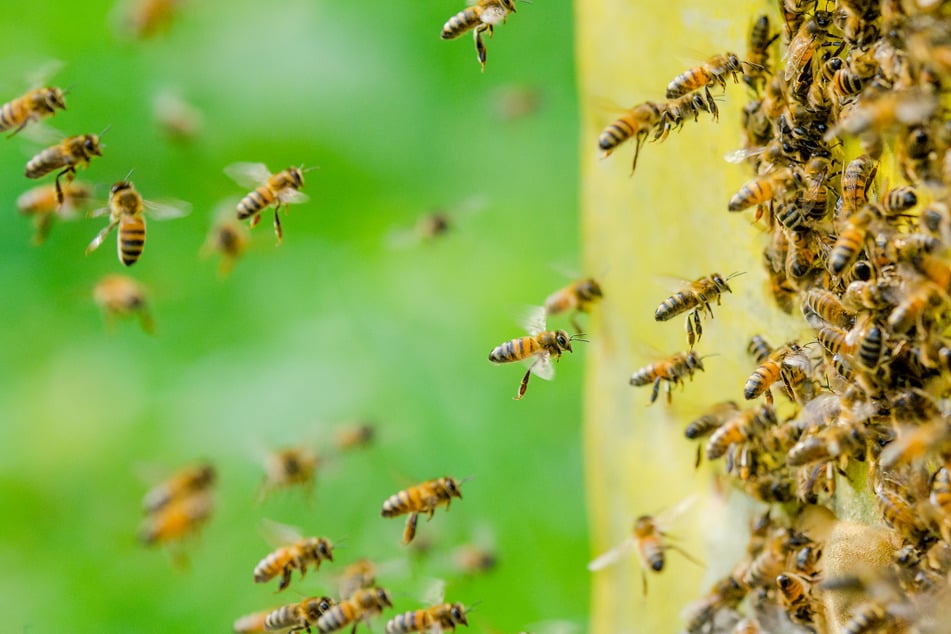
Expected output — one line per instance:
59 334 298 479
85 178 190 266
225 163 312 245
334 422 375 452
743 15 777 91
316 587 393 634
259 446 320 500
655 92 718 141
233 607 273 634
440 0 517 72
17 181 93 245
385 196 487 250
384 602 469 634
685 401 740 441
665 53 745 99
264 596 336 634
783 11 833 82
141 462 215 513
801 288 855 329
629 350 707 405
728 167 798 218
706 404 776 460
116 0 181 39
0 86 66 137
598 100 664 174
253 522 336 592
153 90 202 141
201 205 250 278
138 491 214 546
381 476 465 544
588 497 701 595
488 306 581 400
543 277 603 334
654 272 740 347
24 132 103 204
337 559 379 600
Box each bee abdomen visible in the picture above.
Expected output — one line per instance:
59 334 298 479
25 148 66 178
119 222 146 266
264 605 297 631
744 367 773 399
317 604 352 633
598 118 636 152
237 187 270 219
666 69 709 99
441 8 479 39
629 365 656 386
0 98 25 132
253 552 283 582
488 337 536 363
828 232 864 275
381 490 414 517
655 292 692 320
385 610 426 634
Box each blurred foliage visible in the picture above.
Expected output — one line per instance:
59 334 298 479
0 1 587 632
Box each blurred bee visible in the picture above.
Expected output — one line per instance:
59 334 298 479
17 181 93 245
488 306 581 400
260 446 320 500
875 481 933 546
225 163 311 245
334 422 376 452
381 476 464 544
629 350 707 405
440 0 517 72
598 100 664 174
825 89 939 144
747 334 773 363
117 0 180 39
728 167 798 217
254 526 336 592
316 587 392 634
785 228 822 282
0 86 66 137
665 53 745 99
86 178 190 266
264 596 336 634
201 206 250 278
684 401 739 450
839 603 893 634
491 84 541 122
337 559 382 600
683 572 747 634
783 11 833 81
233 607 273 634
880 185 918 217
24 132 103 204
141 462 215 513
776 573 820 629
453 543 497 575
384 602 469 633
138 491 214 546
743 15 777 91
588 497 701 595
802 288 855 329
153 90 202 141
385 196 487 250
544 277 603 334
654 272 740 347
706 404 776 460
887 279 947 335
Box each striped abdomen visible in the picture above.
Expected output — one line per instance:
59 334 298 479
488 336 541 363
265 603 304 631
544 290 576 315
666 66 714 98
744 361 781 399
728 176 775 211
655 291 698 321
118 214 146 266
25 145 70 179
598 114 636 152
232 609 268 633
856 325 883 370
381 486 425 517
931 466 951 514
385 610 434 634
254 546 292 582
0 95 30 132
630 363 662 386
317 601 358 633
441 8 480 39
237 185 276 220
828 226 867 275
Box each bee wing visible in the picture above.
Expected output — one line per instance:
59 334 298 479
655 494 698 529
420 577 446 605
259 517 305 547
383 224 423 250
277 189 309 205
144 198 192 220
85 221 116 255
20 122 65 146
528 352 556 381
25 59 64 88
521 305 548 335
224 162 273 189
87 205 112 219
588 537 637 571
724 146 765 164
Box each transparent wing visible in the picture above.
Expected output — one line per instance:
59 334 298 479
420 577 446 606
259 518 304 547
655 494 698 529
521 305 548 335
588 537 636 571
25 59 64 88
224 162 272 189
383 224 422 250
724 146 765 164
144 198 191 220
87 205 112 219
85 221 117 255
528 352 555 381
277 189 309 205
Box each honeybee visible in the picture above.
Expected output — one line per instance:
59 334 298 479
684 401 739 441
440 0 517 72
385 196 487 250
233 608 272 633
264 596 336 633
254 527 336 592
384 602 469 633
488 306 580 400
629 350 707 405
141 462 215 513
598 100 664 174
138 491 214 546
381 476 464 544
201 206 250 278
588 497 701 595
17 181 93 245
93 272 155 331
225 163 311 245
840 155 877 216
260 446 320 500
743 15 777 91
783 11 833 81
744 342 808 403
706 404 776 460
0 86 66 137
543 277 603 334
334 422 376 452
801 288 855 328
828 208 874 276
654 272 739 347
316 587 393 634
776 573 820 629
825 89 939 143
887 279 947 335
799 156 834 220
86 178 190 266
24 133 103 204
452 542 498 575
655 92 718 142
153 90 202 141
875 481 932 546
728 167 798 216
118 0 180 39
666 53 744 99
683 572 747 634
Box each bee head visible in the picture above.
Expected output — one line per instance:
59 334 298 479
444 477 463 500
318 538 334 561
450 603 468 626
84 134 103 156
376 588 393 608
580 278 603 299
305 597 335 619
287 166 305 189
47 87 66 111
501 0 517 12
555 330 573 352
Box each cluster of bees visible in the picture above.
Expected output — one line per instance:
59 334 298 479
597 0 951 632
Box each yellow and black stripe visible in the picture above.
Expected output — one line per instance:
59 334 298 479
119 215 146 266
441 8 480 39
488 336 539 363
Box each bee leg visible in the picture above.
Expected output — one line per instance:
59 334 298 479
765 388 774 406
54 166 75 206
273 204 284 245
515 366 532 400
665 381 673 405
403 512 419 544
704 86 718 122
7 117 32 138
278 566 293 591
571 313 583 336
694 444 702 469
630 134 645 175
474 26 489 72
685 315 695 348
250 212 262 229
693 310 703 344
650 377 661 404
641 568 649 596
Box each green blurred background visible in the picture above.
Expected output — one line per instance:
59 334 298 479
0 1 588 632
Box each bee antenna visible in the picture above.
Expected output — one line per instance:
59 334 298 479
699 353 721 360
62 82 77 96
301 164 320 173
458 474 477 485
570 334 590 343
98 124 112 138
464 600 483 613
123 168 135 182
726 271 747 280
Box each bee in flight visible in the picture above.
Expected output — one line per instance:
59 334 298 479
441 0 517 72
225 162 313 245
316 587 393 634
138 492 214 550
489 306 584 400
17 181 93 245
384 602 469 633
25 132 104 204
259 446 321 501
85 176 190 266
93 274 156 333
253 519 336 592
141 462 215 513
654 272 741 347
629 350 708 404
263 596 337 634
588 497 701 595
381 476 465 544
334 421 376 452
544 277 603 334
201 203 250 278
0 85 66 137
385 196 487 250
